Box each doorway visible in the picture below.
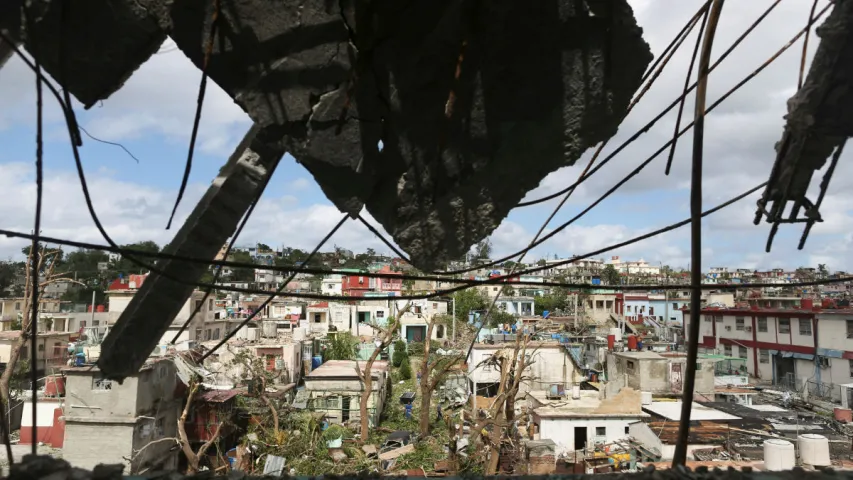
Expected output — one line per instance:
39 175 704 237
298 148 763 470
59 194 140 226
574 426 587 451
342 396 351 423
775 356 796 388
407 325 427 342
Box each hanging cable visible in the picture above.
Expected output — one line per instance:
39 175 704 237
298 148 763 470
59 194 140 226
199 215 349 361
672 0 725 468
166 0 220 230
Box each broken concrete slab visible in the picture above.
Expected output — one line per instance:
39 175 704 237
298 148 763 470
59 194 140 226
378 443 415 461
134 0 652 270
1 0 165 108
97 125 285 381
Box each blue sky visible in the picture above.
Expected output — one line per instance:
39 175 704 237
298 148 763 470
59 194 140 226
1 0 851 271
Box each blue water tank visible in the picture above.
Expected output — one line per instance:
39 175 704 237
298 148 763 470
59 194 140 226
312 355 323 369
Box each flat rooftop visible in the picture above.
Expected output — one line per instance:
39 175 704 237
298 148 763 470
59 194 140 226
643 401 741 421
306 360 389 379
531 387 649 418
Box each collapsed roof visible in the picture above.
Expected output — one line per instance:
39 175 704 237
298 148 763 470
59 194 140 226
1 0 652 379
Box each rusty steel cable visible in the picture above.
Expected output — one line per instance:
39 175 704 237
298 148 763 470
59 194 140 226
672 0 725 468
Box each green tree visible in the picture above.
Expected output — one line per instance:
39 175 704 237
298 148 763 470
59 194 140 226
602 264 621 285
113 241 160 275
487 309 516 328
229 250 256 282
323 332 358 361
399 355 413 380
474 239 492 261
452 288 488 324
0 262 20 297
392 340 407 367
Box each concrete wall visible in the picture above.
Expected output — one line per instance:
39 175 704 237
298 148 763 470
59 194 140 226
304 374 387 426
537 416 637 456
62 423 135 470
469 345 578 395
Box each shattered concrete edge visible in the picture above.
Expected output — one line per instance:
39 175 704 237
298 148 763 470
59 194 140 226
2 0 166 108
97 125 285 382
130 0 653 271
7 455 853 480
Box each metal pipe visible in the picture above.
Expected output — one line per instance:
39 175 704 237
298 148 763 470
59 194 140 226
672 0 725 467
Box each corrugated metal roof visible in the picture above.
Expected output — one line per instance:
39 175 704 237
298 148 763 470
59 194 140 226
197 389 240 403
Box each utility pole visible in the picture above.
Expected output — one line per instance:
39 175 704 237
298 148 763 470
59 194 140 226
452 296 456 342
90 290 96 327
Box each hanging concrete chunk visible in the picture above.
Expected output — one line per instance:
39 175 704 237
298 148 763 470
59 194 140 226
0 0 165 108
138 0 652 270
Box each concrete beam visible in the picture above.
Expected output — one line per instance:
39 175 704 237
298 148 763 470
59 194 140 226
97 125 285 381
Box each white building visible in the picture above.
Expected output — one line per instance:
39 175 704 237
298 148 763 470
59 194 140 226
608 256 660 275
528 388 648 456
468 341 580 402
321 275 343 296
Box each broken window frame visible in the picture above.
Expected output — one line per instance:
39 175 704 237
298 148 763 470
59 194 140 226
798 319 812 336
758 318 768 332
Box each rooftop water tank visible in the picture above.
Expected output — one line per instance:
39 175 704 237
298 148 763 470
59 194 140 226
798 434 831 466
247 327 259 341
293 327 307 341
763 439 795 471
571 384 581 400
641 391 653 406
609 327 622 342
262 321 278 338
236 325 249 340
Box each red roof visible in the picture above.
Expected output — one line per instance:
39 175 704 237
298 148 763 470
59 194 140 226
308 301 329 308
107 274 149 291
197 389 240 403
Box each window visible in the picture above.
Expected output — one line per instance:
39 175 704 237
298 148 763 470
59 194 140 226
14 302 20 310
704 315 711 322
760 349 769 364
626 360 635 371
625 426 630 434
724 344 732 356
735 317 745 331
606 300 613 310
739 346 747 359
19 347 27 359
377 311 385 318
672 302 678 310
335 311 343 323
205 329 211 340
213 328 220 340
596 300 604 309
849 359 853 378
649 307 654 315
195 328 202 339
436 325 444 339
492 287 498 292
758 317 768 332
314 313 322 323
208 299 214 310
670 317 677 322
93 378 113 391
799 319 812 336
715 315 723 322
627 306 632 312
778 318 790 334
93 320 100 327
324 396 340 409
847 320 853 338
595 427 606 436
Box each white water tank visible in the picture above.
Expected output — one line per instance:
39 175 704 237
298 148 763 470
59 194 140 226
262 321 278 338
247 327 259 341
571 384 581 400
763 439 795 471
293 327 307 341
236 325 249 340
641 391 653 405
798 434 831 466
609 327 622 342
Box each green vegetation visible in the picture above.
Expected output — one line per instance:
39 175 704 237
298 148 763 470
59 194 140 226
322 332 358 361
392 340 407 367
399 355 413 380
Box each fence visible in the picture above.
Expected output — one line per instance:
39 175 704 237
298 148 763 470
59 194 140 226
806 380 841 403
